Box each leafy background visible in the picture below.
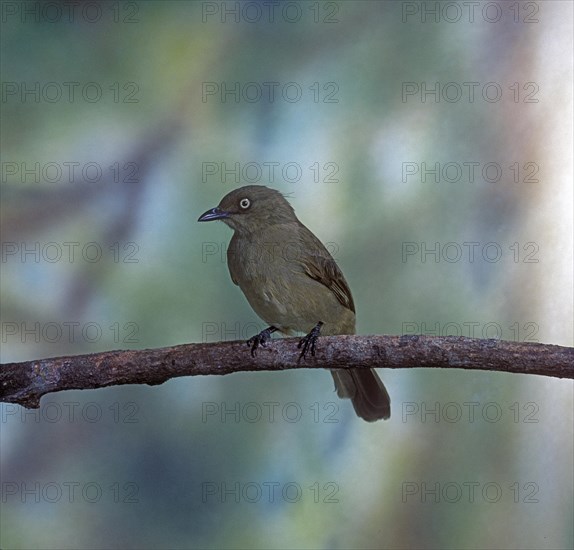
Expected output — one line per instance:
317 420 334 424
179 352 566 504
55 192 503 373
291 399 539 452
1 1 572 549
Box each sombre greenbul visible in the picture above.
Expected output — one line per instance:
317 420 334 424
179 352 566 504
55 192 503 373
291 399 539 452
198 185 390 421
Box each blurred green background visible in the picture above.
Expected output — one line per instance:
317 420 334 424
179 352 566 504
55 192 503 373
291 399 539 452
1 1 572 549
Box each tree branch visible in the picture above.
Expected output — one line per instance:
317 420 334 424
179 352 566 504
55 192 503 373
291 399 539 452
1 335 572 409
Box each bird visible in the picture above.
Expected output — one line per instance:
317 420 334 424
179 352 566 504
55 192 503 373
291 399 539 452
198 185 390 421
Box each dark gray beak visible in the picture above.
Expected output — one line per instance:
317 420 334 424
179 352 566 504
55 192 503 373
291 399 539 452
198 207 229 222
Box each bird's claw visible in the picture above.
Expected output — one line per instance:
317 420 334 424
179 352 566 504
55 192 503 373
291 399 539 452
247 328 273 357
298 321 324 359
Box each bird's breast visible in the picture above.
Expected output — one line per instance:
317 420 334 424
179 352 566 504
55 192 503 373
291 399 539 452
227 230 355 334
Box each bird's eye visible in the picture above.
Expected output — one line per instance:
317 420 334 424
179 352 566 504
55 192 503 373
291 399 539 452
239 198 251 209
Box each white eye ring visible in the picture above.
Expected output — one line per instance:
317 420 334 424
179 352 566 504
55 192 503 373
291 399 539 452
239 198 250 209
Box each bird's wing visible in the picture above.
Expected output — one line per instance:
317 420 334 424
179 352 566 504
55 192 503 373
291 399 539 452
227 233 240 286
298 227 356 314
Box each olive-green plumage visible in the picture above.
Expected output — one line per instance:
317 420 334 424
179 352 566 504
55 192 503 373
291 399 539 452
198 185 390 421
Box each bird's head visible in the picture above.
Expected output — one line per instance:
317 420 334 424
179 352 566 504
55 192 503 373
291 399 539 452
198 185 296 233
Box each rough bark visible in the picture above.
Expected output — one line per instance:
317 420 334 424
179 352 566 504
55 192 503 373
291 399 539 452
1 335 572 408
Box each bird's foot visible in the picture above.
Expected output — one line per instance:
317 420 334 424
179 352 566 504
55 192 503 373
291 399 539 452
246 326 277 357
298 322 324 359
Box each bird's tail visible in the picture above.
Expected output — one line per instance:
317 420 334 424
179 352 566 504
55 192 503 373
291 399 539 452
330 368 391 421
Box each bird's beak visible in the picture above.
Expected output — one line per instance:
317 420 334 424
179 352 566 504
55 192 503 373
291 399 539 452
198 207 230 222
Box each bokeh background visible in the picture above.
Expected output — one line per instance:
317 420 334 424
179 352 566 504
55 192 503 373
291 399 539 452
1 1 572 549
